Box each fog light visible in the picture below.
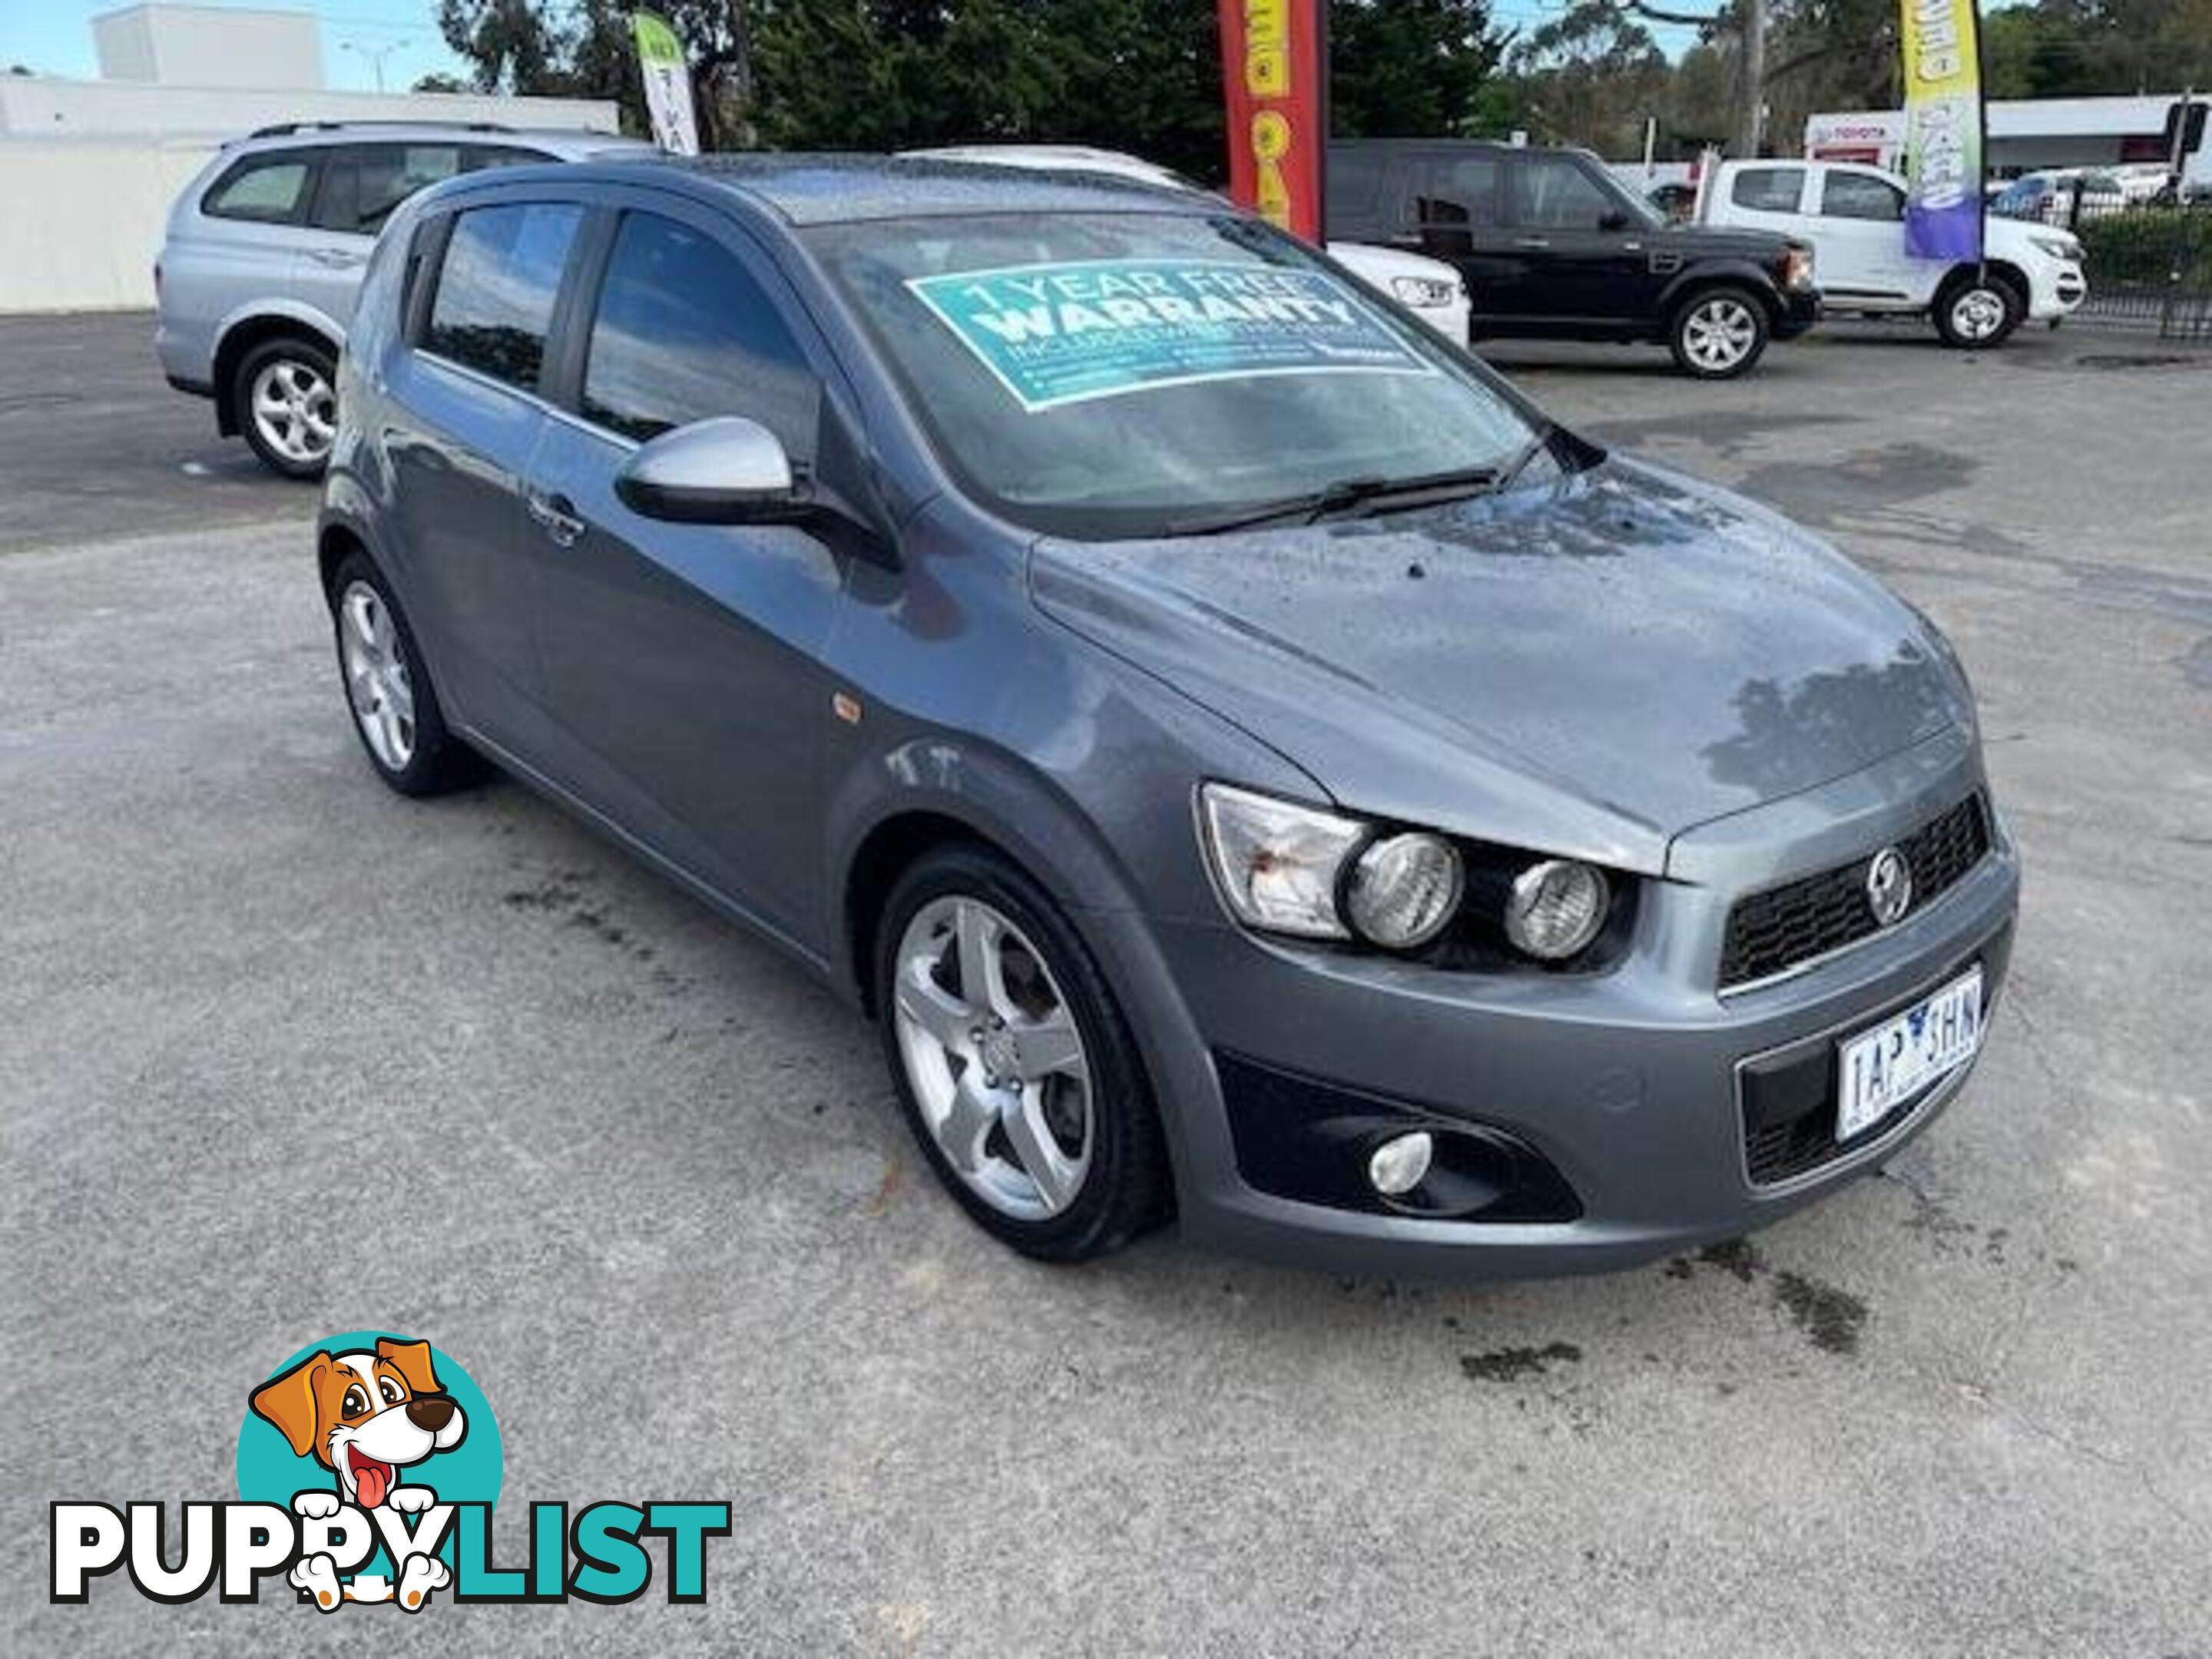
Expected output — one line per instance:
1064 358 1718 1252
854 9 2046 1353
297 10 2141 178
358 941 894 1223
1367 1131 1434 1197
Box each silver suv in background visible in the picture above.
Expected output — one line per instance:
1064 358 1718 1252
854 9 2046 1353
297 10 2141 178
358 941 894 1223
155 121 651 477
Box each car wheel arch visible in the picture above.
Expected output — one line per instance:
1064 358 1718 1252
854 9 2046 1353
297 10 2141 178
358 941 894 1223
212 315 343 436
1659 267 1783 329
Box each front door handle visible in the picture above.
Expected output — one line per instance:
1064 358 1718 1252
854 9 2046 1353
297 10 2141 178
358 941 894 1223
1511 236 1551 250
309 247 365 268
525 488 585 547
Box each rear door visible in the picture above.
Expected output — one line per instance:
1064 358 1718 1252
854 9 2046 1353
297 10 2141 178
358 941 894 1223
519 198 849 946
1811 165 1919 303
383 195 588 743
1410 149 1525 322
1498 151 1655 327
300 142 471 328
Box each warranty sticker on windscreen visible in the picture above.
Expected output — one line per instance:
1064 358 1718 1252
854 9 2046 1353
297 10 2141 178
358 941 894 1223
904 259 1435 412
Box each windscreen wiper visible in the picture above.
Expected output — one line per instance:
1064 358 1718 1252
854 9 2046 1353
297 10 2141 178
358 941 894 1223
1164 431 1556 538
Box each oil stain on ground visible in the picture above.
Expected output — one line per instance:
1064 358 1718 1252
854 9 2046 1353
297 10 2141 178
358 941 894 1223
1460 1341 1583 1382
1664 1238 1869 1355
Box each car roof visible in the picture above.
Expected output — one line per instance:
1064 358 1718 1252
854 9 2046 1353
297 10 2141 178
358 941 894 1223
586 151 1215 225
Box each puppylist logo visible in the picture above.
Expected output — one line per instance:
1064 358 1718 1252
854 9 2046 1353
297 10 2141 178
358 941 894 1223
50 1332 730 1612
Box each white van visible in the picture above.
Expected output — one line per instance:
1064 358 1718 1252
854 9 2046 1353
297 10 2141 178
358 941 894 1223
1700 157 2087 347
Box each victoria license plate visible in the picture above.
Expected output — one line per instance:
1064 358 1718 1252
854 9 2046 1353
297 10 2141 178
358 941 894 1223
1835 968 1983 1143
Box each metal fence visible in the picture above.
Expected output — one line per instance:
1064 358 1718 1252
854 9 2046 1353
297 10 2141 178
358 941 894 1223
2025 188 2212 342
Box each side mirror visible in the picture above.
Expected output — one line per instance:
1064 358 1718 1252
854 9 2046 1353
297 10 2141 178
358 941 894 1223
1598 209 1630 233
614 416 800 525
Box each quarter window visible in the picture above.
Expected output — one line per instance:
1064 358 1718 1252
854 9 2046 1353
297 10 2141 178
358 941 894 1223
424 202 583 392
204 154 314 224
1730 167 1806 213
1820 171 1905 221
581 212 814 449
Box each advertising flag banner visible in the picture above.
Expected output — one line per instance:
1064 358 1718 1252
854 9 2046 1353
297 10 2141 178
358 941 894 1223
1217 0 1326 240
634 11 700 156
1899 0 1984 260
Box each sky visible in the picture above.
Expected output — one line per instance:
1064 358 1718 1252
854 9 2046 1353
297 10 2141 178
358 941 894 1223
1 0 472 91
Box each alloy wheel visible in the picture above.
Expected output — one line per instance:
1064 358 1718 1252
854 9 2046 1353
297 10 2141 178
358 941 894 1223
1949 286 2008 343
338 581 416 771
1682 296 1758 372
891 895 1094 1221
250 357 336 465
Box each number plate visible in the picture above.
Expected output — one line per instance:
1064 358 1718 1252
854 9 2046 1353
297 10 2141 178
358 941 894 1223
1836 967 1984 1143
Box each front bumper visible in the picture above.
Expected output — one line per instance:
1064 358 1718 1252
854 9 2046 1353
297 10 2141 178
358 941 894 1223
2030 259 2088 320
1773 286 1823 339
1098 736 2019 1279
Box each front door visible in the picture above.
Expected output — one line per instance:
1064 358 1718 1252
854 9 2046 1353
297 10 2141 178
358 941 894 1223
1498 151 1657 328
521 203 848 950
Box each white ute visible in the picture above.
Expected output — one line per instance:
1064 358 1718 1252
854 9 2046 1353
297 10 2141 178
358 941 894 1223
1701 157 2087 348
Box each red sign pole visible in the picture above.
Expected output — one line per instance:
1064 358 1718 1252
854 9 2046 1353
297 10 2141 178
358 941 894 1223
1217 0 1327 242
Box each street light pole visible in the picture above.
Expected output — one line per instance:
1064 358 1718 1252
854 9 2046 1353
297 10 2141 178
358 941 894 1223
340 38 407 95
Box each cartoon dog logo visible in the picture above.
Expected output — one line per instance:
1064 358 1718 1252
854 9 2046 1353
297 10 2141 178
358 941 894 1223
249 1337 465 1610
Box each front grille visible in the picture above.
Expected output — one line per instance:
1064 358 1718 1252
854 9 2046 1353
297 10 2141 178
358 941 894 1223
1717 795 1990 990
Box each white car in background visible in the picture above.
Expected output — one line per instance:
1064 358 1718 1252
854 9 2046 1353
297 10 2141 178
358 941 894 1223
906 144 1472 346
1703 157 2087 348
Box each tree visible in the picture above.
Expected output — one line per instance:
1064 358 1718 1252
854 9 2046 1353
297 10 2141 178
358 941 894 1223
1331 0 1513 137
1509 0 1671 154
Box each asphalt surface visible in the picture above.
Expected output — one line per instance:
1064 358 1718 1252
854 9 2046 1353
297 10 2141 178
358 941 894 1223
5 311 2210 1655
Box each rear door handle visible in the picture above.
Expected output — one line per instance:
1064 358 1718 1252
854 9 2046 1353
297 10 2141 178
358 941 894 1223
525 488 585 547
1512 236 1551 250
309 247 365 268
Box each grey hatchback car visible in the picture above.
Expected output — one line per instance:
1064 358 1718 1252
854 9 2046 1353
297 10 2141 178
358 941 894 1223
320 154 2018 1275
154 121 649 478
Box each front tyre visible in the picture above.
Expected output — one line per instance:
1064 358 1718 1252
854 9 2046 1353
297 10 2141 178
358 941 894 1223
876 846 1171 1262
236 336 339 478
1933 270 2022 349
328 551 482 797
1668 286 1770 379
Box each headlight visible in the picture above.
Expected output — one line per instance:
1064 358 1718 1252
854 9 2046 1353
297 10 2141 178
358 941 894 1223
1346 832 1464 949
1199 783 1364 939
1504 859 1609 960
1390 274 1459 309
2029 233 2080 262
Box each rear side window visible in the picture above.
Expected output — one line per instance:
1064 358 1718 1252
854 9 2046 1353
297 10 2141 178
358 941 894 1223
204 153 315 224
1820 171 1904 221
1730 167 1806 213
1419 154 1500 227
580 212 815 449
424 202 584 391
313 144 465 236
1328 149 1386 217
466 145 558 172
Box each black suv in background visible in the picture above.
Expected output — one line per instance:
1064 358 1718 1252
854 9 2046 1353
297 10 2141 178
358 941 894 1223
1328 140 1821 378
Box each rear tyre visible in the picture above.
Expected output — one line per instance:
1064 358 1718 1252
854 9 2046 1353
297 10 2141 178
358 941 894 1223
328 551 482 797
1932 270 2022 349
235 335 339 479
875 844 1171 1262
1668 286 1770 379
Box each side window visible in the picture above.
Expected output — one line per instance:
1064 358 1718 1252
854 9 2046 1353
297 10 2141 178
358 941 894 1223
313 144 465 236
581 212 816 450
204 152 315 224
1327 148 1386 224
1730 167 1806 214
1511 157 1620 230
1820 171 1905 222
424 202 583 391
1417 154 1500 228
465 145 557 172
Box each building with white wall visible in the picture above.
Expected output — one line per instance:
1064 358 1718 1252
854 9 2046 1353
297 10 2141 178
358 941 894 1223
1806 95 2212 185
0 3 624 313
92 2 325 90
